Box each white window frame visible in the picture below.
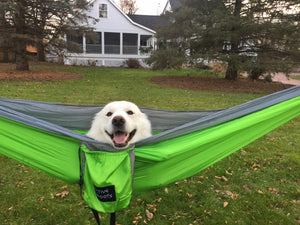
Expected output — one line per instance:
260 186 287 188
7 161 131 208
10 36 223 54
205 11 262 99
99 4 108 18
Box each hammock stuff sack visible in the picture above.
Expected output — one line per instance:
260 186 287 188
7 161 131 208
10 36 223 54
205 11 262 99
0 85 300 218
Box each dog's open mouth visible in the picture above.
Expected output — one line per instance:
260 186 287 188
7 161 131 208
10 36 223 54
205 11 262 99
105 129 136 148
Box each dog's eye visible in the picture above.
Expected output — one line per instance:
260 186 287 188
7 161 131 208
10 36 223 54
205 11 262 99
127 110 134 115
106 112 112 117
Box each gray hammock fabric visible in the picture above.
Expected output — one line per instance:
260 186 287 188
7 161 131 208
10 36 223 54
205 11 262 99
0 85 299 147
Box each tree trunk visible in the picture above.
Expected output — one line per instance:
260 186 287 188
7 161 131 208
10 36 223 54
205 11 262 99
15 41 29 70
2 48 9 62
37 42 45 61
225 59 238 80
14 0 29 70
225 0 242 81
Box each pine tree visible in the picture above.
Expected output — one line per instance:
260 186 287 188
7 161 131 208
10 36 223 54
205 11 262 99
151 0 300 80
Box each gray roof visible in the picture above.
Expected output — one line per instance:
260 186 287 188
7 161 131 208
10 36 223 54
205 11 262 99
169 0 182 9
127 14 168 31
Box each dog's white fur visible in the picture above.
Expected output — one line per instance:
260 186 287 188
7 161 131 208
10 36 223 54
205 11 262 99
87 101 152 149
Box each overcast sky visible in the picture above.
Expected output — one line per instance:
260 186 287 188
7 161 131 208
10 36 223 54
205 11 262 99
133 0 168 15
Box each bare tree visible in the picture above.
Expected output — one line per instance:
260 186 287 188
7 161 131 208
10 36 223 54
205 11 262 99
119 0 138 14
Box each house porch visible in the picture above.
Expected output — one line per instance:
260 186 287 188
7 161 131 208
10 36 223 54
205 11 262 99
64 31 155 67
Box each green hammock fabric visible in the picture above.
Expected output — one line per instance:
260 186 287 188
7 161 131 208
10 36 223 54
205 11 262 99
0 117 81 183
133 96 299 192
0 86 299 194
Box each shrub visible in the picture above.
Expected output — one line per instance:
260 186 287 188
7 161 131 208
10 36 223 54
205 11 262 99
145 48 185 70
264 74 273 82
193 62 211 70
124 58 141 69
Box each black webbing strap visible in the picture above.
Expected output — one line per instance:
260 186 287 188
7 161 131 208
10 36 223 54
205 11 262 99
92 208 101 225
91 208 116 225
78 145 85 199
110 212 116 225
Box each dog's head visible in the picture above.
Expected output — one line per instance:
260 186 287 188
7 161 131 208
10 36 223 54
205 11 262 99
87 101 152 149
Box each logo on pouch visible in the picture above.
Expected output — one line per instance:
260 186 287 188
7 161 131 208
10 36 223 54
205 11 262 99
94 185 116 202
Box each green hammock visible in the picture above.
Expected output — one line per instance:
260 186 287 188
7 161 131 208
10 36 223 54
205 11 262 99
0 85 299 214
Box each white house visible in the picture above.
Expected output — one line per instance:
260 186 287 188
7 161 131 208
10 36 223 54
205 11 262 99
62 0 158 67
162 0 182 14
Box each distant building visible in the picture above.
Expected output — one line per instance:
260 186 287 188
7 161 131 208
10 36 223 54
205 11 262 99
47 0 180 67
162 0 182 14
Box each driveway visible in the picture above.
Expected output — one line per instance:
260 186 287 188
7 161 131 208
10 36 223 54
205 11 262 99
272 72 300 85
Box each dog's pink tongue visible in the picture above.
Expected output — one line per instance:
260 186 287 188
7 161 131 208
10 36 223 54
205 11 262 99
113 132 128 144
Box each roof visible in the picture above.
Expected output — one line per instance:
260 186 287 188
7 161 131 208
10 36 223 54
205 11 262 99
162 0 183 13
127 14 168 31
108 0 156 33
169 0 182 9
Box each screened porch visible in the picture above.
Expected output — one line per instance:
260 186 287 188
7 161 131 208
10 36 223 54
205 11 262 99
66 32 154 56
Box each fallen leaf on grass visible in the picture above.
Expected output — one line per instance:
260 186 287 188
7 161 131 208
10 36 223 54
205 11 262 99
204 210 212 216
164 187 168 193
223 202 229 208
146 204 157 213
60 185 68 190
282 202 288 207
186 192 193 198
145 209 154 220
226 170 233 175
133 212 142 224
241 149 247 155
61 190 70 198
215 176 228 182
225 191 239 199
55 190 70 198
267 187 279 195
155 198 162 203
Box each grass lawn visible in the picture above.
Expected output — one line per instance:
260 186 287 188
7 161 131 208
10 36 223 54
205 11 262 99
291 75 300 81
0 63 299 225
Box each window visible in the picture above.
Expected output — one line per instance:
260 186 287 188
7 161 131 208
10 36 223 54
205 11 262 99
86 32 102 53
99 4 107 18
140 35 152 47
104 32 120 54
123 33 138 54
140 35 153 54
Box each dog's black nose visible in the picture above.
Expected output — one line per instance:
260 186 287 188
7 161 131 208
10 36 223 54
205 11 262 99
112 116 125 127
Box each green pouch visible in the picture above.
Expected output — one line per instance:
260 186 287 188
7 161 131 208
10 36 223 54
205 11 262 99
80 144 135 213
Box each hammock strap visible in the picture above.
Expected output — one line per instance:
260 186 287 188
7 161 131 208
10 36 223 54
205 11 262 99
91 209 116 225
110 212 116 225
92 208 101 225
78 144 86 201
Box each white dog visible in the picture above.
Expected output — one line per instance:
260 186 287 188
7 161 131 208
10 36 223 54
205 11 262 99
87 101 152 149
